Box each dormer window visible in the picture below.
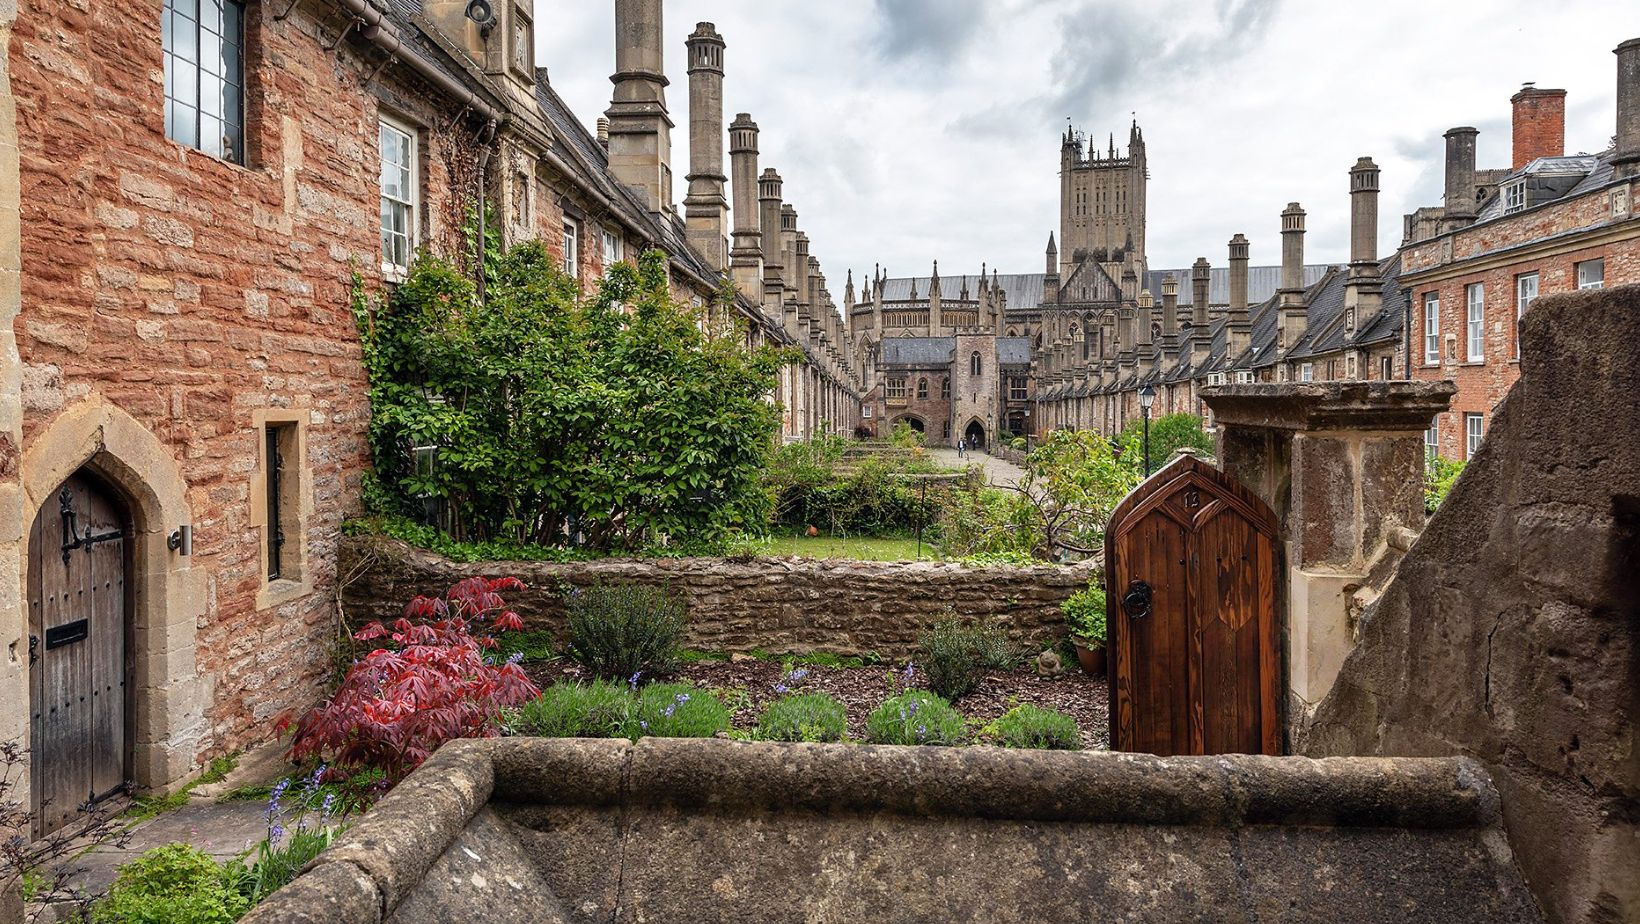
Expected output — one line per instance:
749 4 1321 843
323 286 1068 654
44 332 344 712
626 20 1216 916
1502 180 1526 215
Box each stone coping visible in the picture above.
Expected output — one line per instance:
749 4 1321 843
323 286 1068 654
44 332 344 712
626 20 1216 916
1200 381 1458 431
243 738 1507 924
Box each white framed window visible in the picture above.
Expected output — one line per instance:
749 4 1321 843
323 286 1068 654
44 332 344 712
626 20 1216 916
601 227 622 267
1465 283 1485 362
862 405 874 419
1425 422 1439 460
378 116 419 276
1207 372 1226 386
1515 273 1538 359
562 217 580 279
1465 413 1484 459
1423 294 1440 364
1299 362 1314 382
1502 181 1525 215
164 0 247 163
1576 258 1604 290
1235 370 1254 385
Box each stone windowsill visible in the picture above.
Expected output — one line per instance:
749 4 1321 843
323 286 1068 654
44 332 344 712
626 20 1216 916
257 576 314 612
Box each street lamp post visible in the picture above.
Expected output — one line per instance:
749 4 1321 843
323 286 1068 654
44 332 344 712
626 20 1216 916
1138 384 1157 477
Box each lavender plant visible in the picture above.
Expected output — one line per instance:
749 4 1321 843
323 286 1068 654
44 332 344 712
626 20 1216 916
865 690 967 747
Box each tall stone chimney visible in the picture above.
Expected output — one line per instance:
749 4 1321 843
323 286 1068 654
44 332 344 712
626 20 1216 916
1137 289 1155 351
1442 127 1478 229
606 0 673 215
1617 39 1640 178
728 114 763 297
1278 203 1308 353
1190 257 1211 362
1161 274 1180 359
1346 158 1384 330
780 206 799 310
1228 234 1251 360
1510 85 1566 170
758 169 785 311
683 23 728 270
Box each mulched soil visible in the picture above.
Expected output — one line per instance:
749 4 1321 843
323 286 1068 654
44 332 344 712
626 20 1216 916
527 657 1111 750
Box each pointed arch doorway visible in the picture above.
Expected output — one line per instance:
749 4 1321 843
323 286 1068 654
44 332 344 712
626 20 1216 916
28 469 132 835
963 420 986 450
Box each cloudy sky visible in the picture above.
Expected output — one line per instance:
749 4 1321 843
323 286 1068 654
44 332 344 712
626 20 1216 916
539 1 1633 283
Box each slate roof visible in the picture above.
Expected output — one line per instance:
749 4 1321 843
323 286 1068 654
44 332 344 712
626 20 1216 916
878 265 1331 314
997 337 1033 365
1146 265 1331 307
878 274 1046 309
880 338 956 367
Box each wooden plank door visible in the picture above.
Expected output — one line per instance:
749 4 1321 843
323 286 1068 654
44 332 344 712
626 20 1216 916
1107 455 1281 756
28 472 129 835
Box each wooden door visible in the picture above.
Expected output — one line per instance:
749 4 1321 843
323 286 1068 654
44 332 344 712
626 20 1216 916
1107 455 1280 756
28 472 130 835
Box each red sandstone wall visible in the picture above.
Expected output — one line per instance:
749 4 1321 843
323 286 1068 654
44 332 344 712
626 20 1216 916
10 0 470 760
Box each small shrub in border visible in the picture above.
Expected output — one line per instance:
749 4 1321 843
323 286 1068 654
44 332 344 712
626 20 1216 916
630 683 730 739
755 693 848 742
565 582 687 680
918 618 1018 701
980 704 1082 750
91 843 249 924
507 680 632 738
865 690 967 747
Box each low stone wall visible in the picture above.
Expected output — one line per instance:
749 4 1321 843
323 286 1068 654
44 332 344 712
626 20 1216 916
990 444 1028 467
340 536 1095 658
242 739 1542 924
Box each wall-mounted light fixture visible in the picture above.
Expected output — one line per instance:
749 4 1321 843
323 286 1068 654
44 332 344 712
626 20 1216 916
167 525 193 557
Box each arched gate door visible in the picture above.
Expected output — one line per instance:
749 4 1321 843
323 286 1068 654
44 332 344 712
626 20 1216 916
1106 455 1281 756
28 471 131 834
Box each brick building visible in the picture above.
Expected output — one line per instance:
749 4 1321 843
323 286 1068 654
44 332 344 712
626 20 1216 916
0 0 860 828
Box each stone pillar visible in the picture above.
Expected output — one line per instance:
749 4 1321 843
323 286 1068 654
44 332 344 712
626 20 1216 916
1616 38 1640 178
1199 381 1457 738
1442 127 1478 227
605 0 673 215
728 114 763 297
682 23 728 271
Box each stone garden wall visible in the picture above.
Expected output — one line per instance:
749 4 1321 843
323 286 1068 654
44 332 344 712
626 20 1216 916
340 536 1094 658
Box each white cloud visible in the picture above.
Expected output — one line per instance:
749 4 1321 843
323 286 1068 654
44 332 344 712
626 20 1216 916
539 0 1634 289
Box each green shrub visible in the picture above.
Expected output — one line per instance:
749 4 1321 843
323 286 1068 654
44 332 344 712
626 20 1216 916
226 824 343 907
93 844 249 924
755 693 849 742
1425 455 1466 514
865 690 967 746
918 618 1017 701
507 680 632 738
1062 583 1107 646
631 683 730 739
565 583 687 680
981 704 1082 750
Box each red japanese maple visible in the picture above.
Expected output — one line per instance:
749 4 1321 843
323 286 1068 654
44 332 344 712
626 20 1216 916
289 577 539 784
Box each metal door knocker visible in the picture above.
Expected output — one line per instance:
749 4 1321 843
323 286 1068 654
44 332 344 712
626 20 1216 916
1122 580 1154 620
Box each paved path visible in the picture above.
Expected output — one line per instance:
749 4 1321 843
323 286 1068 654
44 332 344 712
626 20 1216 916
928 448 1027 489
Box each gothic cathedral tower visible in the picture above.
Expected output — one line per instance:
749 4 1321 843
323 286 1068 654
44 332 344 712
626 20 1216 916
1058 120 1148 285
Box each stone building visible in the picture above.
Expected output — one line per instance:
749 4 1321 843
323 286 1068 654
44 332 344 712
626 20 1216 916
0 0 858 824
1402 44 1640 462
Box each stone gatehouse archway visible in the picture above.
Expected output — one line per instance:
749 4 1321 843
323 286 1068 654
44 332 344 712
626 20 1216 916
11 396 205 801
964 420 987 449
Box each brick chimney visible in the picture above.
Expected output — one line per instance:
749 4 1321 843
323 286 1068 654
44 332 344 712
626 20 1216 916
606 0 673 215
1442 127 1478 230
1510 85 1567 170
1278 202 1308 354
683 23 729 270
1617 38 1640 178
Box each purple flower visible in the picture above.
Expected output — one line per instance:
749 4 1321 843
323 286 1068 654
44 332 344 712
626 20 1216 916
788 668 809 682
629 671 643 688
663 705 676 718
506 652 525 666
639 720 649 732
773 684 789 694
269 822 285 846
676 693 691 703
320 793 337 822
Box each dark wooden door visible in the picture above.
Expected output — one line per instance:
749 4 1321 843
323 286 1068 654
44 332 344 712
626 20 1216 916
1107 455 1280 756
28 472 130 835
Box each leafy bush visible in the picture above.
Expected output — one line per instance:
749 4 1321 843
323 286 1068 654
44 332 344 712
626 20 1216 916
865 690 968 746
630 683 730 739
918 618 1017 701
1116 413 1215 475
934 485 1042 561
507 680 632 738
288 578 539 784
1062 583 1107 647
755 693 849 742
1425 455 1466 514
888 421 925 449
565 583 687 680
92 844 249 924
980 705 1082 750
766 449 944 537
354 245 786 553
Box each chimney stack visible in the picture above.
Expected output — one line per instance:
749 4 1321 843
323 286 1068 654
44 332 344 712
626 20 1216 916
596 117 610 148
1442 127 1478 228
728 115 763 297
1279 202 1308 352
683 23 729 270
758 169 785 311
1349 157 1381 277
1161 274 1180 356
1617 39 1640 178
606 0 673 215
1510 85 1566 170
1227 234 1251 360
1190 257 1211 362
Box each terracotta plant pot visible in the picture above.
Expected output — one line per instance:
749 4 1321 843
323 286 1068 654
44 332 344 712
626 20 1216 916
1073 640 1107 675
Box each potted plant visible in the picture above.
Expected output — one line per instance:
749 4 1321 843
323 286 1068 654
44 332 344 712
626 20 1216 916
1061 583 1107 675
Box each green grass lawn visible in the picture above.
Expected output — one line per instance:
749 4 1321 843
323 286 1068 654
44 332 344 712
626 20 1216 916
759 533 932 561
